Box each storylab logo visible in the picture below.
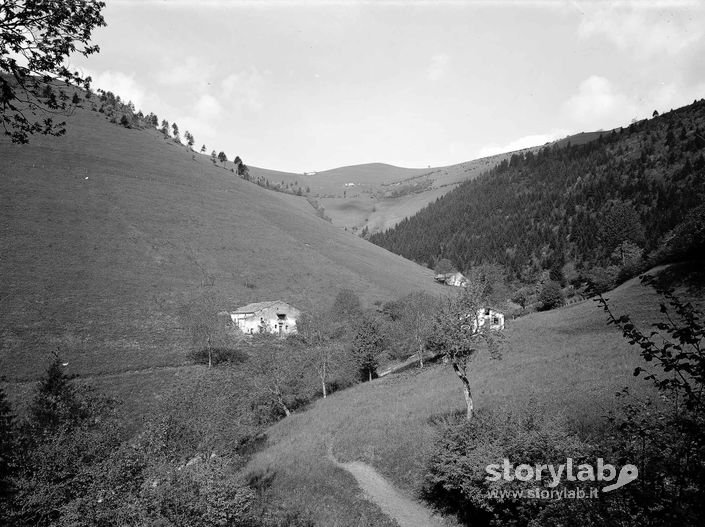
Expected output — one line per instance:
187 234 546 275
485 458 638 497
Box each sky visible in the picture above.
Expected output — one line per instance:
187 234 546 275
71 0 705 173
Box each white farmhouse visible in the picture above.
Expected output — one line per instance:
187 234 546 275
434 272 469 287
474 307 505 331
230 300 300 336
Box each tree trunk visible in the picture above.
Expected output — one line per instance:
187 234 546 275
418 341 424 368
369 369 372 382
321 359 327 398
319 348 327 398
451 360 474 420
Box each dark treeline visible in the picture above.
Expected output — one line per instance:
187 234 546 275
371 99 705 284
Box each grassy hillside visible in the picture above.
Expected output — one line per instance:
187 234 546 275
0 106 445 385
246 273 667 524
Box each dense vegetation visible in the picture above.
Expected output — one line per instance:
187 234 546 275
0 287 444 526
371 99 705 288
423 277 705 526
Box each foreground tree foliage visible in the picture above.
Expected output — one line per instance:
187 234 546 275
0 0 106 142
4 359 315 526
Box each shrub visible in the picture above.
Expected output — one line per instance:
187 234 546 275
537 281 563 311
423 405 595 526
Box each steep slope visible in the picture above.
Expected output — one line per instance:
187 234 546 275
371 99 705 275
0 107 444 381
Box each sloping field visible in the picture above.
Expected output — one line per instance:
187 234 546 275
246 274 667 525
0 108 444 382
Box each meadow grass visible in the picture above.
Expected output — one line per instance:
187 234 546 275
0 106 444 385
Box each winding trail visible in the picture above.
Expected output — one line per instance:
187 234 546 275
327 446 446 527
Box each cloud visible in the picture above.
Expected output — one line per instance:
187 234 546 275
86 70 146 109
578 3 705 60
476 129 570 159
427 53 450 82
156 57 214 91
194 94 223 120
562 76 638 129
220 68 265 113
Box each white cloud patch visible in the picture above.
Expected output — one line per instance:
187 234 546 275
156 57 214 91
578 3 705 60
220 68 265 114
476 130 570 159
87 70 146 109
427 53 450 82
193 94 223 120
562 76 639 129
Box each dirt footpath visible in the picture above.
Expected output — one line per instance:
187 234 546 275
327 445 446 527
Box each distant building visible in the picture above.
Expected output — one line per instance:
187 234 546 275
434 271 469 287
475 307 505 331
230 300 300 336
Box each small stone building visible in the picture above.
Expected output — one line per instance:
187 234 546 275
230 300 300 336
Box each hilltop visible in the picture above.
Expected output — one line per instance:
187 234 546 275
0 104 445 383
249 151 534 236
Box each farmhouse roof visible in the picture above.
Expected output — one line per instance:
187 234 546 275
233 300 292 314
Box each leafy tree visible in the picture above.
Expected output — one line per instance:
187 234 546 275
537 281 563 311
397 291 437 367
247 334 307 417
218 151 227 165
351 314 385 382
434 258 456 275
511 286 532 309
600 202 645 263
211 150 217 164
160 119 170 136
184 130 194 149
178 291 232 369
427 284 502 419
0 0 106 143
297 309 342 398
332 288 362 323
171 121 180 143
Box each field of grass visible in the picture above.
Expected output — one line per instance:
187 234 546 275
246 274 669 525
0 107 445 389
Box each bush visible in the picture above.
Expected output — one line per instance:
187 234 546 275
537 281 563 311
423 405 595 526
